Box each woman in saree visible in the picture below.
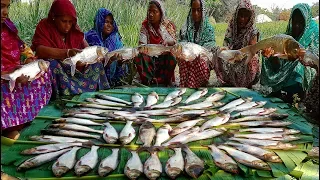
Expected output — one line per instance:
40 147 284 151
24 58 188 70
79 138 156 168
134 0 177 86
1 0 52 139
178 0 215 88
32 0 109 97
85 8 128 87
260 3 318 104
214 0 260 88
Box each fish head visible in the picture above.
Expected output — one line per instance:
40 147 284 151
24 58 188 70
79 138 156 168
264 154 282 163
38 60 50 71
17 161 35 171
186 164 204 178
251 160 271 170
166 166 182 179
145 170 161 180
125 167 142 180
287 129 300 134
29 135 43 141
170 44 183 59
20 148 37 155
49 123 65 128
222 163 239 174
104 136 118 144
120 136 131 145
162 123 173 131
53 166 69 177
98 166 113 177
270 113 289 120
75 165 91 176
285 39 306 60
53 118 67 123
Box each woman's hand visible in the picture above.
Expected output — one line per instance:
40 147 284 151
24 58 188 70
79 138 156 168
24 56 37 64
16 74 30 84
68 48 82 58
261 47 274 58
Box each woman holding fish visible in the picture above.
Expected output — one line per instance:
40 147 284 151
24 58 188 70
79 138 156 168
177 0 215 88
134 0 177 86
260 3 318 104
213 0 260 88
85 8 128 87
32 0 110 97
1 0 52 139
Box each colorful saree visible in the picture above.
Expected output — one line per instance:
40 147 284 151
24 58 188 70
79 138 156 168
178 0 215 88
85 8 128 87
32 0 109 97
134 0 177 86
1 19 52 129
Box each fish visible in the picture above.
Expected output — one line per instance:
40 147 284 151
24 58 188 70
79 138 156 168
141 147 163 180
124 150 143 180
300 50 319 72
178 101 225 110
95 94 132 105
137 44 173 57
170 42 213 62
136 114 200 123
226 101 267 113
162 127 200 146
229 137 298 150
48 123 103 134
164 88 187 102
119 121 136 145
233 133 300 142
218 49 245 63
64 108 111 115
227 120 292 127
182 144 205 178
102 122 119 144
85 98 127 107
138 108 182 116
64 113 107 120
137 121 156 147
1 60 50 92
101 111 149 119
63 46 107 76
75 103 122 110
218 145 271 170
239 128 300 134
145 91 159 109
150 97 182 109
200 114 231 131
20 143 82 155
182 129 225 144
207 144 239 174
29 135 91 143
170 118 204 136
230 113 289 122
184 88 208 104
240 34 306 64
131 93 144 108
52 147 81 177
41 129 101 140
204 91 226 102
232 108 277 118
104 47 139 66
17 148 71 171
219 97 253 111
154 124 172 146
98 148 119 177
74 145 99 176
165 148 184 179
170 109 219 117
225 142 282 163
53 118 104 126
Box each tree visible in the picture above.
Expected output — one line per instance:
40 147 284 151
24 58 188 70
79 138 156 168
279 9 291 21
311 2 319 18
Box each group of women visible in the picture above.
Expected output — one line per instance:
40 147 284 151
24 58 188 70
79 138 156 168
1 0 318 139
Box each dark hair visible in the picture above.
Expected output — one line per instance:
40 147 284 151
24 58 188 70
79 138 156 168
190 0 202 7
149 1 163 17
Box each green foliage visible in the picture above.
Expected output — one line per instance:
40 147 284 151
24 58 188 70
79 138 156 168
311 2 319 18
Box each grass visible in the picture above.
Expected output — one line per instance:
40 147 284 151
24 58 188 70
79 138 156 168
8 0 288 48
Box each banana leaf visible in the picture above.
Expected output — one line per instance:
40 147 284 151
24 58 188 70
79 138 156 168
1 87 315 180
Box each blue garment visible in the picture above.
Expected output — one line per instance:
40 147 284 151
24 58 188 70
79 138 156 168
85 8 128 87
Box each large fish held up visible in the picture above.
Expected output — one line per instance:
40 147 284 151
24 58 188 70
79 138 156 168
104 47 139 66
239 34 306 64
1 60 50 92
300 50 319 72
170 42 213 62
63 46 108 76
137 44 173 57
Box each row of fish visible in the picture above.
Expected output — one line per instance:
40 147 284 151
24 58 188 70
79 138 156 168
18 144 205 179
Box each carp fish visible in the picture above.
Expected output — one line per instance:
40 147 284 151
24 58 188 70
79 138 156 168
170 42 213 62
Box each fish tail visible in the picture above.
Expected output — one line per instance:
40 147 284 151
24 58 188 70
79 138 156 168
8 79 16 92
240 45 255 65
70 64 76 77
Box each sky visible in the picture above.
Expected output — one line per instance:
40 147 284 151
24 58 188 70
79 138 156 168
251 0 318 11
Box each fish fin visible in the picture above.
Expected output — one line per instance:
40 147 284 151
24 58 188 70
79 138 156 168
29 71 44 81
1 73 11 81
70 64 76 76
136 135 143 145
9 80 16 92
273 53 288 59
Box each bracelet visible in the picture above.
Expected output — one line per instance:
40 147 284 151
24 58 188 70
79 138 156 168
67 49 70 58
